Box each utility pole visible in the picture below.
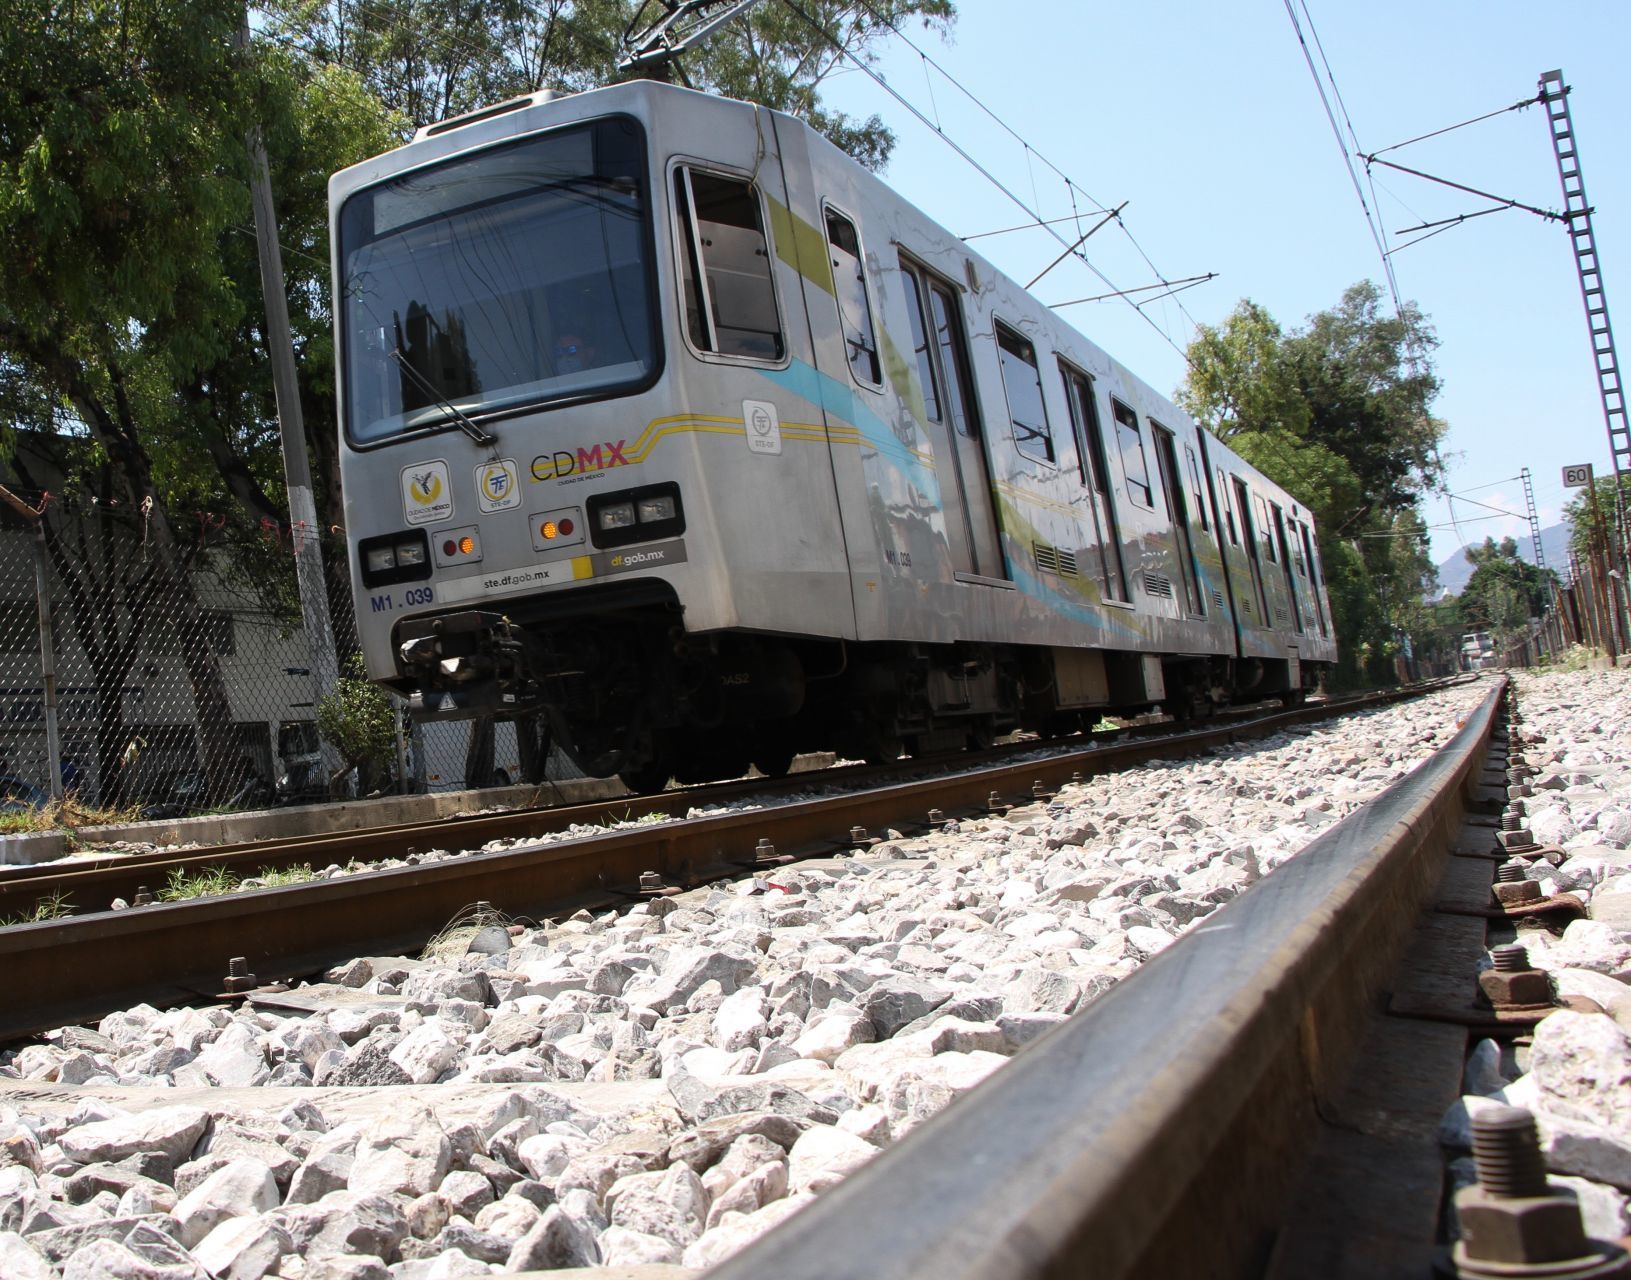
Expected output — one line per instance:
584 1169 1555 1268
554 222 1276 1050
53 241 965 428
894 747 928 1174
239 12 340 720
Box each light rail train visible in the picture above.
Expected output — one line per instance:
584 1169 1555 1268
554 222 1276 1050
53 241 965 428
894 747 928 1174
330 80 1336 790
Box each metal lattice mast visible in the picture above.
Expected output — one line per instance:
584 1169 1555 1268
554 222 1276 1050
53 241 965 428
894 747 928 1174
1538 70 1630 553
1520 466 1547 572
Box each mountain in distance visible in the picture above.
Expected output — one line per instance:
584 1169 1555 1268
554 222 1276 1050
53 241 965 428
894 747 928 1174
1432 522 1573 600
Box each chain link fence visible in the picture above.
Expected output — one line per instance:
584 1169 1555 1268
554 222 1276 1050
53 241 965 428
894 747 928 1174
0 494 579 823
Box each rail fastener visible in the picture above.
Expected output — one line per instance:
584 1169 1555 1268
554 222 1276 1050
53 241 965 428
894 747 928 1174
848 825 882 850
1449 1106 1631 1279
1474 944 1561 1025
220 956 258 995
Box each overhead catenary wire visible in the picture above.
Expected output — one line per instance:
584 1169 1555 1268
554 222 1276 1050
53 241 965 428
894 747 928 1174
841 0 1208 343
776 0 1198 364
1282 0 1404 317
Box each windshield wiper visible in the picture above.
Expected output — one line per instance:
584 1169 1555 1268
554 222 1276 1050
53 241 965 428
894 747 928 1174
388 346 497 447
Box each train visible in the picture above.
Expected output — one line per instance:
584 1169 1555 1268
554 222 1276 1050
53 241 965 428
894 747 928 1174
329 79 1336 791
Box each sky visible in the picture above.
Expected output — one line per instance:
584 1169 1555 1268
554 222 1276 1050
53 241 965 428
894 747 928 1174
819 0 1631 576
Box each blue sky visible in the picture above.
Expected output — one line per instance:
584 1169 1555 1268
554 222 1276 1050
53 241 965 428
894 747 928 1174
820 1 1630 575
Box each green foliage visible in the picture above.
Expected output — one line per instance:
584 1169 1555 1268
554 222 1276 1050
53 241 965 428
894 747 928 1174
317 653 397 773
252 862 318 887
1561 473 1631 563
1180 284 1450 686
0 889 70 926
159 864 240 900
262 0 955 169
1458 537 1558 636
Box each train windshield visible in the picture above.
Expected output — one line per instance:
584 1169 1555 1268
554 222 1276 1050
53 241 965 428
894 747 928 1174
339 116 656 444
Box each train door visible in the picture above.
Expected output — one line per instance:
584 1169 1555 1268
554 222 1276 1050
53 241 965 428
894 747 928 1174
1059 363 1129 602
1298 520 1330 637
900 257 1005 579
1233 475 1270 624
1271 503 1304 633
1152 423 1203 614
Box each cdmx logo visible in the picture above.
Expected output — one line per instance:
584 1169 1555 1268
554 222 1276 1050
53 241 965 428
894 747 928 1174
531 440 631 481
410 470 443 503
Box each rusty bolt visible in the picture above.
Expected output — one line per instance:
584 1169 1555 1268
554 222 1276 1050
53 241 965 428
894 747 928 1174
1493 863 1544 908
928 808 949 829
1478 945 1554 1011
222 956 257 994
1452 1105 1631 1277
985 791 1008 814
132 886 153 907
638 871 664 892
1032 780 1052 800
755 838 777 861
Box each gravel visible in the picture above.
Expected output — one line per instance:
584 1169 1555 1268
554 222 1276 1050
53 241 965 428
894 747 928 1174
1440 668 1631 1243
0 680 1501 1276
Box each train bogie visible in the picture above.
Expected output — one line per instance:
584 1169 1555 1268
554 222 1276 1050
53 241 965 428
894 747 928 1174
330 81 1336 787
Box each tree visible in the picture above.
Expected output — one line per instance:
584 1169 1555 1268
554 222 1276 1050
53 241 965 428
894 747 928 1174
1179 283 1449 687
1562 472 1631 564
1458 537 1557 637
0 2 397 798
262 0 955 169
316 653 397 793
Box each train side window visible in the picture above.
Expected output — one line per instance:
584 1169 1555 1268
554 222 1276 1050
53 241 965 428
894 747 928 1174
1059 361 1129 602
1254 493 1277 562
900 261 943 422
927 281 979 441
994 322 1055 464
1110 398 1153 508
1185 444 1209 532
822 206 881 387
1218 468 1238 545
673 167 784 360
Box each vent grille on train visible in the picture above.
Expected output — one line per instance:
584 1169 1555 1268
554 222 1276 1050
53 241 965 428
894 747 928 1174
1211 589 1226 609
1275 607 1290 624
1033 543 1078 577
1142 572 1174 599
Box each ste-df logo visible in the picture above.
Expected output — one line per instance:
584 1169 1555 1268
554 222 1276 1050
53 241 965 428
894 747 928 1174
475 459 520 513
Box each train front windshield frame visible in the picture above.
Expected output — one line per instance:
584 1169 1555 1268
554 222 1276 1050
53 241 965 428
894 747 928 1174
338 116 660 445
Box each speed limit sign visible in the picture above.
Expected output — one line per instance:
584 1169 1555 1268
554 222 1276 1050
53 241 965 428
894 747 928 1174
1562 463 1595 488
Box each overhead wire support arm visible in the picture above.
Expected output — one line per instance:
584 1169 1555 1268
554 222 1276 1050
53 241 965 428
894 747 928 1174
1050 273 1218 310
1024 204 1125 290
1359 154 1565 224
618 0 767 78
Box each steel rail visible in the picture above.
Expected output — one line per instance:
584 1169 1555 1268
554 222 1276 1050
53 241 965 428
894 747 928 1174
709 677 1506 1280
0 678 1470 1042
0 680 1461 919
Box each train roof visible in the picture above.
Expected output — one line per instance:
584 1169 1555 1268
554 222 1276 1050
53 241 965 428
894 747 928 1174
330 80 1319 528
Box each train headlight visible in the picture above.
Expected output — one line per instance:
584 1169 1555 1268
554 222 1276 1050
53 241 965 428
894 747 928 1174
358 529 431 587
597 501 636 531
586 483 684 550
636 494 676 523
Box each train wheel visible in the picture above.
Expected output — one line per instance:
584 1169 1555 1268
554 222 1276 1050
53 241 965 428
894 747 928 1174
753 738 798 778
617 759 672 794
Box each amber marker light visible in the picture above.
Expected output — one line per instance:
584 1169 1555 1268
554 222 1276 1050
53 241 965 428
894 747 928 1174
458 534 476 554
540 520 559 540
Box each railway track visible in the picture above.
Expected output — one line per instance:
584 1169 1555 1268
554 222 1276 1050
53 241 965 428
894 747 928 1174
0 681 1463 1042
1 671 1584 1280
707 675 1515 1280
